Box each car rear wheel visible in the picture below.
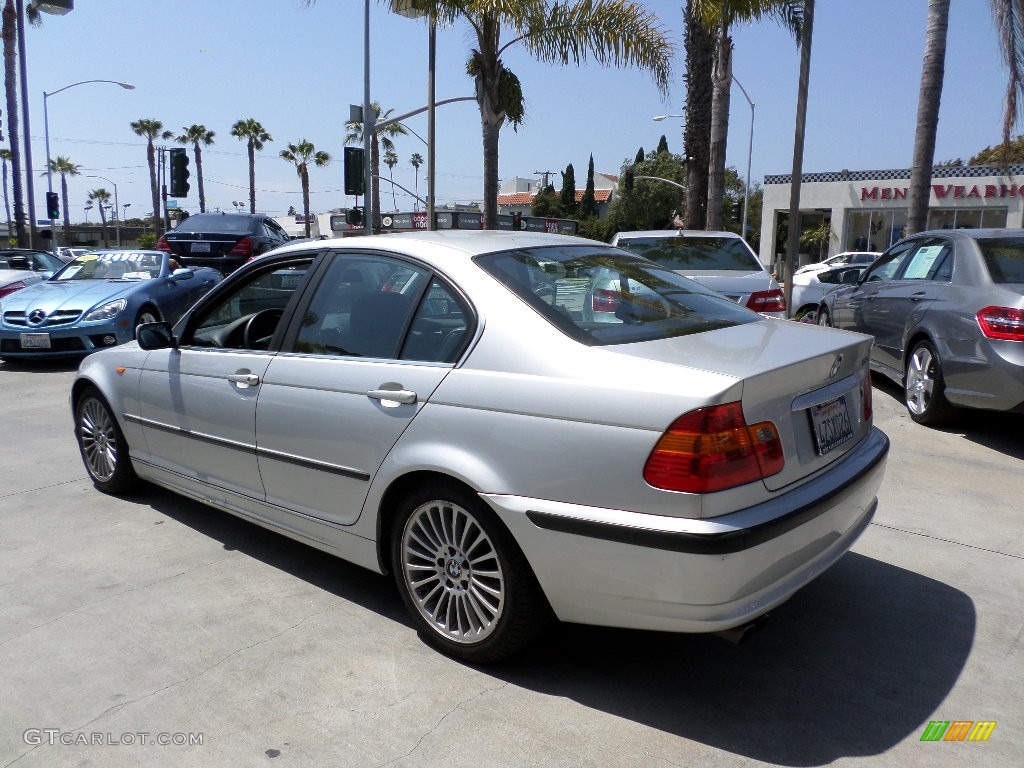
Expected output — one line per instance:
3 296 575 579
816 305 833 326
75 387 139 494
905 340 954 425
392 481 549 663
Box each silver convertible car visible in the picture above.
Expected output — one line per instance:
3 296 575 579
816 229 1024 424
72 231 888 662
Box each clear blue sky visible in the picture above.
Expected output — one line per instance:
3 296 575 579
21 0 1008 221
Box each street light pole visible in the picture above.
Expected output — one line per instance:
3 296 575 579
731 76 755 244
85 174 120 248
44 80 135 253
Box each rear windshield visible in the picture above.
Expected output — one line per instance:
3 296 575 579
475 245 759 346
615 235 763 271
171 214 254 234
978 237 1024 283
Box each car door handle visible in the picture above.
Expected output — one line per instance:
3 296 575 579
227 373 260 387
367 388 417 405
910 291 927 302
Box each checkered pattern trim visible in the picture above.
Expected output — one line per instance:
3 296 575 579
764 165 1024 185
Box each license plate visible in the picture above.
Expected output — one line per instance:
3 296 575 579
20 332 51 349
191 242 211 253
809 395 854 455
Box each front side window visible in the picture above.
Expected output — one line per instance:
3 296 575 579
864 240 917 283
187 258 313 349
476 245 758 346
616 235 762 272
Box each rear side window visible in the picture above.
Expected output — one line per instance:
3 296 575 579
476 245 758 346
172 214 254 234
615 236 762 271
978 237 1024 283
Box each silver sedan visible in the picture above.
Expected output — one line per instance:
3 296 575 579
72 231 888 662
817 228 1024 424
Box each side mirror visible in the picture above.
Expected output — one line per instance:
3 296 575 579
169 267 195 281
136 321 178 350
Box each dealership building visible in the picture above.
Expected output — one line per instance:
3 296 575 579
758 164 1024 268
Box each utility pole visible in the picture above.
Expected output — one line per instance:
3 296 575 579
533 170 556 189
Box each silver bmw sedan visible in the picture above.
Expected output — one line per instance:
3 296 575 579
72 230 888 662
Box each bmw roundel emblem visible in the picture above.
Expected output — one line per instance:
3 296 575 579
28 309 47 325
830 354 844 379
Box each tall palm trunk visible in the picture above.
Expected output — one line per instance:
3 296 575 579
194 142 207 213
3 0 25 246
683 1 715 230
476 14 505 230
301 165 311 238
907 0 950 236
1 157 10 238
247 141 256 213
147 141 160 233
705 17 733 231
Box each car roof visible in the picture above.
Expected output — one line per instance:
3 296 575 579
271 229 604 262
614 230 741 240
910 227 1024 240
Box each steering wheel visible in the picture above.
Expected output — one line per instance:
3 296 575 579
533 282 556 303
242 308 284 349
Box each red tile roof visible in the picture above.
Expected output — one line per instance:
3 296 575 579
497 188 613 205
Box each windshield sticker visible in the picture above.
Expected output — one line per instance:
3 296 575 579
122 271 152 280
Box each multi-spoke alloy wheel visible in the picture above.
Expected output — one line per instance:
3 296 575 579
75 388 138 494
401 498 506 645
904 341 952 425
392 482 549 662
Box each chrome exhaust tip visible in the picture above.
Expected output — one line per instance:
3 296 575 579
714 614 769 645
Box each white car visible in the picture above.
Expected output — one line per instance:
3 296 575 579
0 249 65 299
794 251 880 277
790 265 867 322
611 230 786 317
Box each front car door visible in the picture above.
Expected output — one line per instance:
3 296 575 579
133 255 317 506
255 250 473 526
833 239 918 337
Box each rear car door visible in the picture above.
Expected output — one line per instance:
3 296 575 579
135 256 316 503
255 251 472 525
862 237 952 373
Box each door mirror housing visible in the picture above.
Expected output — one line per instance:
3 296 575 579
136 321 178 350
169 267 195 282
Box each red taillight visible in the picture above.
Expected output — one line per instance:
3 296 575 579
976 306 1024 341
643 402 784 493
0 280 27 299
227 237 254 256
156 236 171 253
592 288 620 313
747 289 786 313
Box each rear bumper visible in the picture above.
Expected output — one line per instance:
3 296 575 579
177 254 248 275
485 427 889 632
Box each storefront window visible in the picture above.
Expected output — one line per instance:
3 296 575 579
926 207 1007 229
845 209 907 252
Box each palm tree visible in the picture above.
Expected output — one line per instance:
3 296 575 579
410 152 424 211
381 1 672 230
87 188 111 248
279 139 330 239
345 103 407 229
383 147 399 211
683 0 716 229
176 124 215 213
130 118 173 234
0 147 12 238
3 0 25 245
907 0 1024 235
43 155 80 244
692 1 802 230
231 118 272 214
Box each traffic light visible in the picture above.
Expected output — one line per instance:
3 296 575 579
512 212 524 230
169 148 191 197
46 191 60 219
344 147 365 196
624 167 635 192
345 206 363 226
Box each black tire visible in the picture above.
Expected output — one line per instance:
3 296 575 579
134 306 160 339
816 305 833 327
75 387 140 494
904 340 954 425
793 305 818 323
391 480 550 663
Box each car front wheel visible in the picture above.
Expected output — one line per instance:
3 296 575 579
905 340 954 425
75 387 139 494
392 481 549 663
